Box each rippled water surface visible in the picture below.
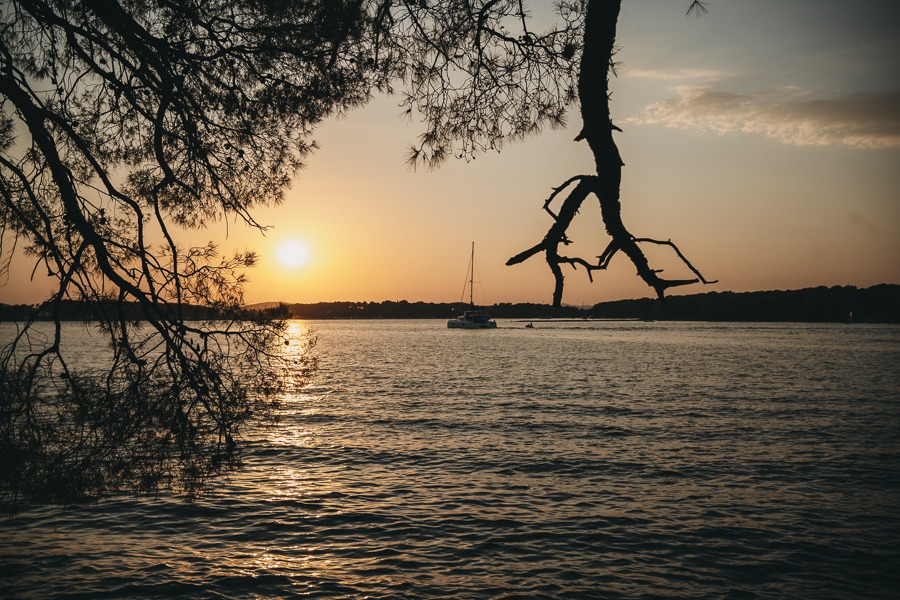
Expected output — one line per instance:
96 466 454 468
2 320 899 598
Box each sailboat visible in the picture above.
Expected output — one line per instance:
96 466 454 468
447 242 497 329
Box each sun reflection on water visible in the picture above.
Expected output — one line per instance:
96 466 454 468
281 320 315 357
271 319 317 391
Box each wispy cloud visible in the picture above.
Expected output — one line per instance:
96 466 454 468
625 87 900 150
626 68 732 82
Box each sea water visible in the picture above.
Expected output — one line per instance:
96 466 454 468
1 320 899 598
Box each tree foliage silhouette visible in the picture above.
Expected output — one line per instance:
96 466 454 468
0 0 361 505
1 0 711 505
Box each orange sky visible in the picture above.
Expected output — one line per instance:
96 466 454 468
2 0 898 306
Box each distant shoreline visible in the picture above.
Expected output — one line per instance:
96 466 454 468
2 284 898 324
254 284 900 323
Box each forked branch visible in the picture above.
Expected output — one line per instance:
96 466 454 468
633 237 719 285
506 176 593 267
507 0 715 305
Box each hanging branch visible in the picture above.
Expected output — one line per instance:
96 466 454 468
508 0 715 304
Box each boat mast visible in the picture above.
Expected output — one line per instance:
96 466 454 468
469 242 475 307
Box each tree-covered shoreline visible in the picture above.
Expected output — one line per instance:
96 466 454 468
589 284 899 324
4 284 897 324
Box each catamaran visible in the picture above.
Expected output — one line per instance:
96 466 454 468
447 243 497 329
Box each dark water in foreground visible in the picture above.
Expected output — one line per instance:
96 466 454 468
2 320 899 599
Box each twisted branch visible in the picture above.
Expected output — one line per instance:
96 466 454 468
507 0 715 304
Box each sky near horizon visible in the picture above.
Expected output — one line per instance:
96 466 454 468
2 0 899 306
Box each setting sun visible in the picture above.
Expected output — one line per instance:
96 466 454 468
276 239 311 269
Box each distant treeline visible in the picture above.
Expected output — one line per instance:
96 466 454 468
0 300 281 322
590 284 899 323
2 285 898 323
280 300 584 320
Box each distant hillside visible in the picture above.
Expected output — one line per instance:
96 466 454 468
589 284 899 323
2 285 897 323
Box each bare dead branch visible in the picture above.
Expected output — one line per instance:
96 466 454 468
543 175 590 217
506 241 545 266
633 237 719 284
507 0 715 306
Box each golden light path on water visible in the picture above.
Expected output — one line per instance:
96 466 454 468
268 320 318 449
230 317 350 585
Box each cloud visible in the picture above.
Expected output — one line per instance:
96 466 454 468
626 68 732 82
625 87 900 149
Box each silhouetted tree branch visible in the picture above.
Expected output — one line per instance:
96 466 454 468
507 0 715 305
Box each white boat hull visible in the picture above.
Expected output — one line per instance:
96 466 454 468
447 309 497 328
447 318 497 329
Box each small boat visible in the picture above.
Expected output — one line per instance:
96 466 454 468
448 309 497 329
525 322 534 328
448 243 497 329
